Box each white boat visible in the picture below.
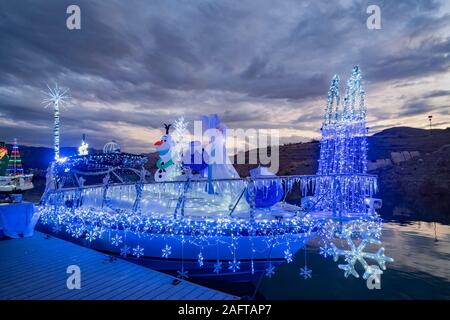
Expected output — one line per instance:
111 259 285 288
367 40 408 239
0 174 34 193
37 170 378 280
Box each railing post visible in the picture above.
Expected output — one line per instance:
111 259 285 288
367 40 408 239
229 187 246 217
246 177 256 220
174 178 191 219
132 181 143 213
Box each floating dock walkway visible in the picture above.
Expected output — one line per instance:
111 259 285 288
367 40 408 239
0 232 238 300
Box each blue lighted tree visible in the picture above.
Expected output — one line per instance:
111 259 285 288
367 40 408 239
315 66 369 215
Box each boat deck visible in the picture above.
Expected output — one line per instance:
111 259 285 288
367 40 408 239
0 231 238 300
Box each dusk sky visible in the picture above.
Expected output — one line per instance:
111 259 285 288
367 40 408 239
0 0 449 154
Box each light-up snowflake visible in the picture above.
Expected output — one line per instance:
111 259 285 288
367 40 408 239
319 246 334 258
213 261 222 274
162 245 172 258
299 265 312 279
198 252 204 267
120 245 130 257
78 141 89 156
331 236 393 279
42 83 71 107
265 264 276 278
177 269 189 279
111 234 123 247
132 245 144 258
228 259 241 272
284 249 293 263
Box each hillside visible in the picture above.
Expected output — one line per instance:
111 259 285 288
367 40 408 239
8 126 450 222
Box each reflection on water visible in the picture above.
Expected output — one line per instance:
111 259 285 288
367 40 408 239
259 221 450 299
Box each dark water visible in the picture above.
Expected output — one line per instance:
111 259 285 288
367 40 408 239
257 222 450 299
170 221 450 300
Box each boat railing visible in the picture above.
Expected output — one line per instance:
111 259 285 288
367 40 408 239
41 174 378 218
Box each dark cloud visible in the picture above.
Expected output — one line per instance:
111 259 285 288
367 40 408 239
400 100 438 117
422 90 450 98
0 0 449 152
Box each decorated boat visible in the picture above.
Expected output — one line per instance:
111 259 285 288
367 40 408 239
0 140 33 197
37 66 393 281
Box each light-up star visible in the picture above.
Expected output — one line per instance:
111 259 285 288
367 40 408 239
162 245 172 258
265 264 276 278
42 83 71 108
228 259 241 272
120 245 130 257
132 245 144 258
299 265 312 279
284 249 293 263
111 234 123 247
213 261 222 274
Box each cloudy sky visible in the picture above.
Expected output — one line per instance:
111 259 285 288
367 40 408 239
0 0 449 153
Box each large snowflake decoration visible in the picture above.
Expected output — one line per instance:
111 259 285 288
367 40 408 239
85 230 97 242
73 227 83 238
52 224 62 234
162 245 172 258
331 236 393 279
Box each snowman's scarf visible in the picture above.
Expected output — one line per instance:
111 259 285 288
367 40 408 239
157 158 174 170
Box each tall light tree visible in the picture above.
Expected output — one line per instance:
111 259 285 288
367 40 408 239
42 83 70 161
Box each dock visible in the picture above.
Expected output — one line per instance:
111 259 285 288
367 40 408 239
0 232 238 300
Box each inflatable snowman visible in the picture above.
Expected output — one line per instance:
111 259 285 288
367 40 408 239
154 124 177 182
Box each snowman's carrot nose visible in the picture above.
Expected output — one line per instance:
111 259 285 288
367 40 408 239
154 140 163 146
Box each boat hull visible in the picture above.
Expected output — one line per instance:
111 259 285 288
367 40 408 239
37 222 313 281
